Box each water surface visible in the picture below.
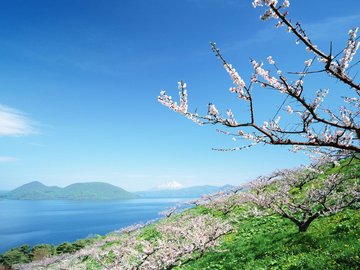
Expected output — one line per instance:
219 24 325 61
0 198 190 253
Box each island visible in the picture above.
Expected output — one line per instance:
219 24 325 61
1 181 139 200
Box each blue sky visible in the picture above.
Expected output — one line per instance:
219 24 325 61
0 0 359 191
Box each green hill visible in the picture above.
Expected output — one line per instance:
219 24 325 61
60 182 138 200
1 181 138 200
2 181 62 200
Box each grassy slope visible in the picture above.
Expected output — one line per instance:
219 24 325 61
6 207 359 269
42 206 360 270
175 159 360 270
176 207 360 270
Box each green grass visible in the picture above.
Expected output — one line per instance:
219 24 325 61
175 158 360 269
175 208 360 270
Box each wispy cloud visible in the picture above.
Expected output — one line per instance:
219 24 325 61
304 14 360 40
0 156 18 162
0 105 36 136
220 14 360 53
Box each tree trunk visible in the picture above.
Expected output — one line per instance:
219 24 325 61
298 223 310 232
297 213 320 232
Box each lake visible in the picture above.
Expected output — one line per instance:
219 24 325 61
0 198 191 253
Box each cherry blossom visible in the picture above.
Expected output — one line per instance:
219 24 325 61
244 161 360 232
158 0 360 159
15 213 232 270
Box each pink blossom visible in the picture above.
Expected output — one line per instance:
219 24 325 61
286 105 293 114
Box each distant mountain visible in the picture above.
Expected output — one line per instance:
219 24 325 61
1 181 139 200
60 182 138 200
136 185 234 198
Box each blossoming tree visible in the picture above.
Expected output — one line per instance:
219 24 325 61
245 162 360 232
16 214 232 270
158 0 360 159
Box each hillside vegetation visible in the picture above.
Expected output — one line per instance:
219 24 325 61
1 159 359 269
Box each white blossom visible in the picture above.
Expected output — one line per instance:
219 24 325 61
281 0 290 8
208 103 219 117
267 56 275 65
223 63 247 100
340 27 360 70
226 109 238 126
304 58 313 67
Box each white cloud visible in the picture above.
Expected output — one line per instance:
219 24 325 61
0 156 18 162
0 104 35 136
157 181 184 190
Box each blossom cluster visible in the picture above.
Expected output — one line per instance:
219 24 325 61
158 81 188 114
252 0 290 21
16 213 232 270
223 63 247 100
340 27 360 70
208 103 219 117
158 82 204 126
310 88 329 110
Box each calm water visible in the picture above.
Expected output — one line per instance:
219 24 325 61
0 198 191 253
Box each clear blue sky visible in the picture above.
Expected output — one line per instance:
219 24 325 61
0 0 359 191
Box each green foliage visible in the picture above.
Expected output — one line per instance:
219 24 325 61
0 235 98 268
187 205 228 220
30 244 55 261
103 250 117 264
56 242 75 255
54 239 96 255
83 256 102 270
0 245 31 267
100 240 123 250
73 239 95 251
138 225 161 242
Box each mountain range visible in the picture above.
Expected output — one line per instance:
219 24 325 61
0 181 139 200
136 184 233 198
0 181 234 200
